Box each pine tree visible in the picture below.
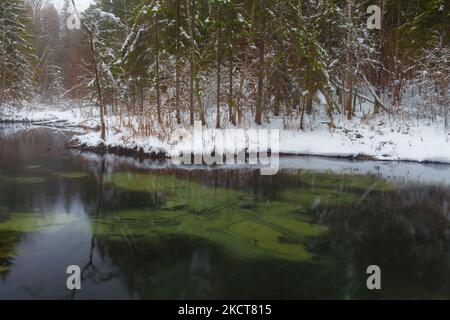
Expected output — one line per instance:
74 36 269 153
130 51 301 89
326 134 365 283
121 1 165 118
414 34 450 128
35 4 64 102
0 0 36 105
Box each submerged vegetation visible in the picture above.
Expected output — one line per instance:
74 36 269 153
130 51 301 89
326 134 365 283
54 171 91 179
0 230 20 274
0 213 79 234
97 172 334 261
0 169 402 273
2 176 48 185
0 170 90 187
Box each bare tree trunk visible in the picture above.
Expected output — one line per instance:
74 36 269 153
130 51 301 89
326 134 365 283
236 1 257 125
0 20 6 106
236 66 245 125
175 0 181 124
195 79 206 125
155 16 162 124
156 64 161 124
445 105 448 129
305 71 313 115
374 0 386 114
131 79 136 112
72 0 106 140
228 57 235 125
441 77 449 129
393 0 402 108
216 59 221 128
186 0 195 126
345 0 353 120
300 100 306 130
306 92 313 115
139 81 144 113
255 0 265 125
90 34 106 140
228 27 235 125
216 19 222 129
346 76 354 120
274 61 281 116
0 59 6 107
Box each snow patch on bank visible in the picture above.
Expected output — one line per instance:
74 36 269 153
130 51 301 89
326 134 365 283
0 103 101 130
281 124 450 163
3 102 450 165
71 131 169 155
69 121 450 164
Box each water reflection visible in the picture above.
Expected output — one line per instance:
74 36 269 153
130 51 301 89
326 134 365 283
0 125 449 299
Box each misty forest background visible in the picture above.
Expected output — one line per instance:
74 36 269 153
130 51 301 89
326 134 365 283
0 0 449 136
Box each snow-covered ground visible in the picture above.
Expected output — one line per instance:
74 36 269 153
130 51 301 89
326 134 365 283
281 122 450 163
0 101 100 130
1 102 450 164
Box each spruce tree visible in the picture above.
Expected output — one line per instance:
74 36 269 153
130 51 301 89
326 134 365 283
0 0 36 105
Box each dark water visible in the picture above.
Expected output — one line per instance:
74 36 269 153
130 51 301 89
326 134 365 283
1 124 450 300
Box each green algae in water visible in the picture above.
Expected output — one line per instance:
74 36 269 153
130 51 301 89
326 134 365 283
228 221 282 241
6 176 47 185
276 170 398 209
0 212 11 223
0 211 84 273
0 230 20 274
92 207 327 261
26 165 42 170
97 172 332 261
292 170 395 192
278 188 359 208
0 213 80 234
0 212 81 273
0 231 18 258
256 240 312 260
54 171 90 179
106 173 244 212
262 216 328 237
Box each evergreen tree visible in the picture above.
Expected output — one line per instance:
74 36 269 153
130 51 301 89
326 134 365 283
0 0 36 105
35 4 64 102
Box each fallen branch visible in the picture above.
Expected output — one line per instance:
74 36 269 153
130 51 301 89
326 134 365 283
361 74 392 113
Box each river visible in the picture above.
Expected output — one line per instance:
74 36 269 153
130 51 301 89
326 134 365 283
0 124 449 299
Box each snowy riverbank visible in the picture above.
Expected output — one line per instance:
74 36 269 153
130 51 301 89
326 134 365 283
1 103 450 164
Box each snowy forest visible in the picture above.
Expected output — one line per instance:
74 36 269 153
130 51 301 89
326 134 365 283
3 0 450 301
0 0 449 160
